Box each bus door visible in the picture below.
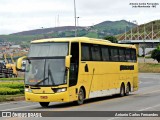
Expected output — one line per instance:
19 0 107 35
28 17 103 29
68 42 79 101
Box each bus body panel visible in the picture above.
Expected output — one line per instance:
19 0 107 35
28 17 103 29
78 61 138 99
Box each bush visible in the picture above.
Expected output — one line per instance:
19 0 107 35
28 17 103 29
0 83 24 89
0 87 21 95
151 45 160 63
0 82 24 95
104 36 118 43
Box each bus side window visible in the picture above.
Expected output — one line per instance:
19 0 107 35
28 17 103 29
125 49 131 62
91 45 101 61
131 49 137 62
110 47 119 62
119 48 126 62
81 45 90 61
101 47 110 61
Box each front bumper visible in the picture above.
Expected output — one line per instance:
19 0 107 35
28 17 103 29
25 91 69 102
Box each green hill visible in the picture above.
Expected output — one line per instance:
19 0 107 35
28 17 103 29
0 20 136 44
94 20 136 35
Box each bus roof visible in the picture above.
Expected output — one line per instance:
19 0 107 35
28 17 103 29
31 37 136 49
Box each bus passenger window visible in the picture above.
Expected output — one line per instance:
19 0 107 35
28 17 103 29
101 47 110 61
82 45 90 61
110 47 119 61
131 49 137 62
119 49 126 62
125 49 131 62
91 45 101 61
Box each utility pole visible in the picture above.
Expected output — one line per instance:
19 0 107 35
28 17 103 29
76 17 79 36
77 17 79 26
143 24 146 63
74 0 77 37
131 27 132 40
125 26 126 40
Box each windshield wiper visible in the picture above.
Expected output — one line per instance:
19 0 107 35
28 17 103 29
34 77 49 86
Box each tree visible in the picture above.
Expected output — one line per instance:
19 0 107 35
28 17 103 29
151 45 160 63
104 36 118 43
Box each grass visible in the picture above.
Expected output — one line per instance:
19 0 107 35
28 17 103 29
0 94 24 102
0 77 24 81
139 63 160 73
85 32 98 38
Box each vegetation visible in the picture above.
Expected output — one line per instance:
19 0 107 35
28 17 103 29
104 36 118 43
0 88 20 95
0 82 24 88
0 20 135 44
0 82 24 95
0 77 24 81
151 45 160 63
85 32 98 38
139 63 160 73
94 20 135 36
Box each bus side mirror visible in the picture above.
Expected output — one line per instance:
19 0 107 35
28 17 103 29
65 55 72 68
16 56 27 72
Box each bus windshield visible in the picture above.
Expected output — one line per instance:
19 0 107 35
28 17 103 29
28 42 68 57
25 42 68 86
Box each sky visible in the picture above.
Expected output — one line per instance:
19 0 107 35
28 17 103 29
0 0 160 34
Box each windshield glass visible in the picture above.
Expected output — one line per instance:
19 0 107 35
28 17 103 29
25 42 68 86
25 58 67 86
28 42 68 57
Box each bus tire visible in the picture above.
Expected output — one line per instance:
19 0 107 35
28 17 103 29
39 102 49 107
119 84 125 97
77 88 85 105
125 83 130 96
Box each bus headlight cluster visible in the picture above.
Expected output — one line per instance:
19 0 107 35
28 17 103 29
25 88 32 93
52 88 67 93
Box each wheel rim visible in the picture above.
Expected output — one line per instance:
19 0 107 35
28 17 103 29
121 86 124 96
126 85 129 95
78 89 84 104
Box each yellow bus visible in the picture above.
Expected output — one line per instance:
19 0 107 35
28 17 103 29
16 37 138 107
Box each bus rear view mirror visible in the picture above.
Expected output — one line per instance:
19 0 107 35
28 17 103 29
16 56 27 72
65 55 72 68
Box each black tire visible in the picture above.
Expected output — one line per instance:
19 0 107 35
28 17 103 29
125 84 130 96
39 102 49 107
77 88 85 105
119 84 125 97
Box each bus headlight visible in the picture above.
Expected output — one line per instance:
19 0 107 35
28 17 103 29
52 88 67 93
25 88 32 93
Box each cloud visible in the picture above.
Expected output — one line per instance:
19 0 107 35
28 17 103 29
0 0 160 34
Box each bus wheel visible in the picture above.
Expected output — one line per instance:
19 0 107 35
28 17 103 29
119 84 125 97
39 102 49 107
77 88 85 105
125 84 130 96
